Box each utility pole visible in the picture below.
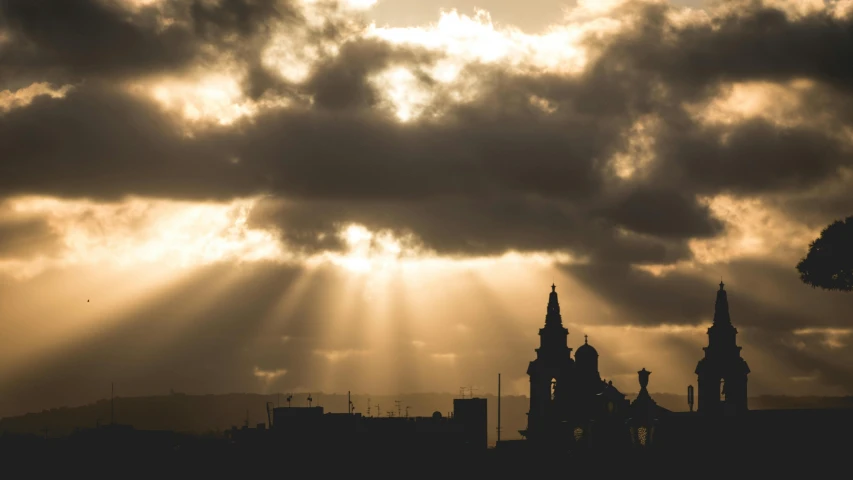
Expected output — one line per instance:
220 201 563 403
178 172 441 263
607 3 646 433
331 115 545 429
395 400 401 418
497 373 502 443
110 382 115 425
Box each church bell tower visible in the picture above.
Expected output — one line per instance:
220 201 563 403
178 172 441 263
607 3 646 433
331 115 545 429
695 281 750 416
522 284 575 440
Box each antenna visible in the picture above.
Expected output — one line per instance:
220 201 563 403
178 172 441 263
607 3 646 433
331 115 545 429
376 404 381 417
497 373 502 443
110 382 115 425
405 406 410 418
469 385 478 398
307 393 313 407
395 400 401 418
459 387 466 399
367 398 371 417
286 394 292 407
348 391 354 415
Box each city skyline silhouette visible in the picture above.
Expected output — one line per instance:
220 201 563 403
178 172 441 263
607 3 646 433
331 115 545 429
1 0 852 474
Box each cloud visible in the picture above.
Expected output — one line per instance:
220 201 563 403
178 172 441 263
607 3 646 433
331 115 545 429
313 349 370 361
430 353 457 362
0 201 62 259
253 366 287 381
0 0 301 87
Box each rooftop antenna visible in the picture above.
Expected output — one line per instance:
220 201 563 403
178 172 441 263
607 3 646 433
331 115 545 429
367 398 371 417
376 404 381 417
459 387 466 399
395 400 401 418
307 393 313 407
497 373 502 443
348 391 354 415
110 381 115 425
405 406 410 418
286 394 292 407
468 385 478 398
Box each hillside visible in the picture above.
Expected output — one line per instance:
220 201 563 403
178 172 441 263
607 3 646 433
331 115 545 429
2 392 851 445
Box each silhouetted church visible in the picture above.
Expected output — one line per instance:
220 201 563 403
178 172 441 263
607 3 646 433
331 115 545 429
518 281 757 448
520 284 635 444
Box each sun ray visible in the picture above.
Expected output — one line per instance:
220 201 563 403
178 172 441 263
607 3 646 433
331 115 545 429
256 266 321 335
0 262 200 380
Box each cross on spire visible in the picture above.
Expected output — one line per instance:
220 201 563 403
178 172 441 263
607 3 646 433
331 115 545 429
720 278 725 290
584 334 588 344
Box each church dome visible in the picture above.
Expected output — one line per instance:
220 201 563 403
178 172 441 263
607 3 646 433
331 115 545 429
575 335 598 361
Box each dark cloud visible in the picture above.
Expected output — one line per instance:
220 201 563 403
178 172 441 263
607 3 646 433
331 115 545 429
0 83 254 199
306 38 437 109
628 4 853 96
0 0 852 337
653 118 850 196
595 186 724 239
560 258 853 331
5 1 851 263
0 0 300 88
0 215 60 259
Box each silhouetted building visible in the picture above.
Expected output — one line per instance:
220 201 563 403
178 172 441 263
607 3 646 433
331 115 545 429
453 398 487 449
695 281 750 416
250 398 487 454
521 284 631 445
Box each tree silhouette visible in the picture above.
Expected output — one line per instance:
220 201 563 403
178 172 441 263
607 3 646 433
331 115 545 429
796 216 853 292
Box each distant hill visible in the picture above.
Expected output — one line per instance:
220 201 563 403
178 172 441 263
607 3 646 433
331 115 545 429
2 392 851 445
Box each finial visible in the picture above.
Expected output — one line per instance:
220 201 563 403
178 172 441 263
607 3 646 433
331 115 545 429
584 334 588 345
719 278 725 290
551 283 556 292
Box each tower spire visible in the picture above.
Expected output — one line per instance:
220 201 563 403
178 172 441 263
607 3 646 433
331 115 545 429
545 283 562 326
713 279 731 325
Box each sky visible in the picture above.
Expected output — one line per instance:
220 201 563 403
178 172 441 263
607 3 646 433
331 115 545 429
2 0 853 417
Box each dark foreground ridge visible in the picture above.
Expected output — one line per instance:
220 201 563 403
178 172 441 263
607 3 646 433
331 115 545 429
0 412 849 477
